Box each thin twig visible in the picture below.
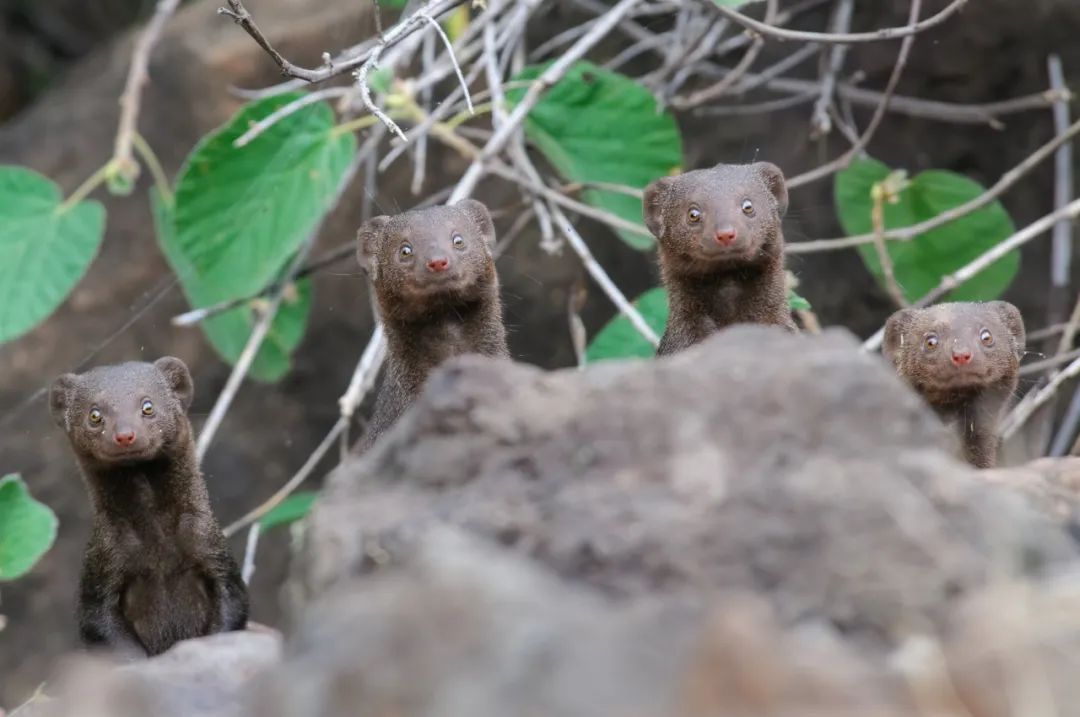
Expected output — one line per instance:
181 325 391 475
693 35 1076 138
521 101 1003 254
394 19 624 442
241 524 259 584
219 0 469 84
449 0 646 203
549 202 660 347
339 324 388 419
1047 54 1074 332
1001 353 1080 441
864 197 1080 353
791 114 1080 254
870 176 909 307
195 258 301 463
222 418 347 537
195 156 364 461
1020 347 1080 378
419 11 475 115
707 0 969 44
787 0 923 189
233 88 351 148
113 0 182 180
810 0 854 137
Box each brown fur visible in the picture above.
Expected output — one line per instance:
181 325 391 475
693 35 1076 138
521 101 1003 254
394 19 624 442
644 162 796 356
356 200 510 451
883 302 1025 469
49 357 248 657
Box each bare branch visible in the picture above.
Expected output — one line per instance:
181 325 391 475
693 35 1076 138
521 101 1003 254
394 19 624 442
707 0 970 44
419 11 475 115
222 417 347 537
810 0 854 137
786 0 922 189
219 0 469 84
791 114 1080 254
449 0 646 203
113 0 182 180
863 197 1080 353
549 202 660 347
195 155 364 461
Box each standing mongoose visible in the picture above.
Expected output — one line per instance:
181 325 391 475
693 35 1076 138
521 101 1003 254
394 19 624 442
356 200 510 450
644 162 796 356
49 357 248 656
883 301 1025 469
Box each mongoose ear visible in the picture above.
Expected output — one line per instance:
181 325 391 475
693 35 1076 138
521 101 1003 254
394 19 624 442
356 215 391 280
456 199 497 248
643 176 675 238
49 373 79 430
990 301 1026 359
754 162 788 217
882 308 916 365
154 356 194 410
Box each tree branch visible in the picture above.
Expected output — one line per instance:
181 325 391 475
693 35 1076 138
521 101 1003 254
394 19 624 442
707 0 970 44
218 0 469 84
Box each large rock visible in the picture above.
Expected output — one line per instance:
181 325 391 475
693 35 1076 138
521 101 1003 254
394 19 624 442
296 326 1077 647
17 630 281 717
259 528 915 717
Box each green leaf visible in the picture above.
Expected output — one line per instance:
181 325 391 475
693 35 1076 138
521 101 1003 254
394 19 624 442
170 92 356 300
443 5 470 42
0 474 58 581
506 62 683 251
788 290 811 311
0 167 105 343
153 192 313 382
259 491 319 530
835 158 1019 303
585 287 668 363
369 67 394 95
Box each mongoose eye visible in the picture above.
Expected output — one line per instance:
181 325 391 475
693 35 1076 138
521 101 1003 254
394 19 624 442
399 243 413 258
980 328 994 346
452 233 465 249
687 207 702 223
141 399 154 416
741 199 755 216
89 407 103 425
924 333 939 350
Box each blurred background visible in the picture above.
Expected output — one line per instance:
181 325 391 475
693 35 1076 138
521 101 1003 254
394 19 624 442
2 0 1079 706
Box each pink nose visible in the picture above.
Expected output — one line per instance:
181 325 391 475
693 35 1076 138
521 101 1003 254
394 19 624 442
715 229 737 246
114 430 136 446
951 350 973 366
427 257 449 272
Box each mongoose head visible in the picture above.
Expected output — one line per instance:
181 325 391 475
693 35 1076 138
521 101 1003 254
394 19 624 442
357 200 498 320
883 301 1025 399
50 357 194 465
643 162 788 273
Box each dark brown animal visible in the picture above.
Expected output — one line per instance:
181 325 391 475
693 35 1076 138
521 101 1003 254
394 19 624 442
356 200 510 450
49 357 248 656
883 301 1025 469
644 162 796 356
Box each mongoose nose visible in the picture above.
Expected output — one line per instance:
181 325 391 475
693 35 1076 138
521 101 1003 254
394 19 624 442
951 350 973 366
715 228 737 246
114 430 136 446
427 257 450 273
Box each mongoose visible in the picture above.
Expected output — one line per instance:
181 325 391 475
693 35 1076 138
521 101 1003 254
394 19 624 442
644 162 796 356
356 200 510 450
49 357 248 656
883 301 1025 469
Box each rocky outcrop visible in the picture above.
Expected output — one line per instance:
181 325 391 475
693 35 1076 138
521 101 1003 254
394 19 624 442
27 529 1080 717
296 326 1077 647
15 630 281 717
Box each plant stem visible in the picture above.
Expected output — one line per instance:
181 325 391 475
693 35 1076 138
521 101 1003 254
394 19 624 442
132 133 174 205
57 163 113 213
